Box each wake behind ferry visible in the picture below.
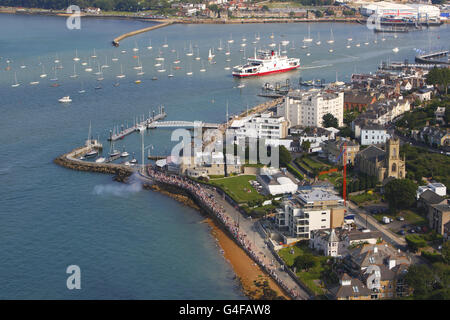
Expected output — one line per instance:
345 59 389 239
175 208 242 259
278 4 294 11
232 49 300 77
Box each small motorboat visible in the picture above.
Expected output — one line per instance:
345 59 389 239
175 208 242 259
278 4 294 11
121 147 129 157
95 157 106 163
85 150 98 158
58 96 72 103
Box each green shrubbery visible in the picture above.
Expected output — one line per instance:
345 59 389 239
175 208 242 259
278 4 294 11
405 234 427 252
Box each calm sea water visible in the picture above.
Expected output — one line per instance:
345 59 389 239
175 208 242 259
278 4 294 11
0 14 448 299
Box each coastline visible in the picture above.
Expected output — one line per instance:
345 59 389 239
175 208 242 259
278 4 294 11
140 178 290 300
0 8 362 25
59 150 291 299
203 218 289 300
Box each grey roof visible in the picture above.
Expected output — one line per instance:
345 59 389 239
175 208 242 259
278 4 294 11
431 203 450 213
361 124 386 131
347 243 410 270
331 277 371 299
329 229 339 242
419 190 445 205
358 145 386 161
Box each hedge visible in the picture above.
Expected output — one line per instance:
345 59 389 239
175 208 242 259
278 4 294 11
287 163 304 180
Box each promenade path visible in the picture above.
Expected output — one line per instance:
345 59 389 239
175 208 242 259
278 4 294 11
208 188 311 300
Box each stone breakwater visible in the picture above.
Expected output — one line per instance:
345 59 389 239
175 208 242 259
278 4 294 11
53 145 134 178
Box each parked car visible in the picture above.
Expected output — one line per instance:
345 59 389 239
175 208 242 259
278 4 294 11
409 229 416 233
399 230 406 236
382 216 391 224
397 216 405 221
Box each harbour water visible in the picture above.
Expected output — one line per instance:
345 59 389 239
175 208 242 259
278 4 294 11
0 13 448 299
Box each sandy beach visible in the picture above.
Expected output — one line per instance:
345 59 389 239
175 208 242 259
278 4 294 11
204 218 290 300
146 182 290 299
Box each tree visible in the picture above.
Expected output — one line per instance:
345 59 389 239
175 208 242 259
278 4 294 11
426 67 450 95
261 5 269 11
301 140 311 152
442 241 450 264
384 179 417 212
294 253 316 271
208 4 220 17
322 113 338 128
279 146 292 167
405 264 435 298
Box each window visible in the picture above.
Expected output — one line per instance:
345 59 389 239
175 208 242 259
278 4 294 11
321 219 327 222
322 212 327 215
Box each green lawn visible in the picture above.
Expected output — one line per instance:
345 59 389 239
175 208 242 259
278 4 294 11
278 242 329 295
349 191 381 205
302 156 330 170
401 144 450 189
264 2 305 8
372 208 427 226
209 175 265 204
400 209 427 227
295 158 312 174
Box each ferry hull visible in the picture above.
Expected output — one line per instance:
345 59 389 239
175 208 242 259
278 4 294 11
233 65 300 77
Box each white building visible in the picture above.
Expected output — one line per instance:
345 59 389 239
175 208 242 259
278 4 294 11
278 89 344 128
276 187 345 239
360 125 391 146
360 2 440 20
290 126 339 153
230 112 288 142
257 168 298 196
417 182 447 199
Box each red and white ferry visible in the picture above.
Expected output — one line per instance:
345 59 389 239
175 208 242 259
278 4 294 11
232 50 300 77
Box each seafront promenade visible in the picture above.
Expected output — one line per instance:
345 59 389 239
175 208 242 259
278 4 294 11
141 167 311 300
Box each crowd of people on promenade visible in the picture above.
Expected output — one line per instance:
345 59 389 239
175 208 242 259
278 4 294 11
146 166 303 299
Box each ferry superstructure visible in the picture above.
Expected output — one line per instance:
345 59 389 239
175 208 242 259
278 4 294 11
232 50 300 77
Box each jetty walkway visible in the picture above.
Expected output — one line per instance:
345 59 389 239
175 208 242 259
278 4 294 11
112 21 172 47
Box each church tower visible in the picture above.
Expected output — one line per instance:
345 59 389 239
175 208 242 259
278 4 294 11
385 137 405 179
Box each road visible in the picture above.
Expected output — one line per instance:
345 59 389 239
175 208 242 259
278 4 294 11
347 201 424 264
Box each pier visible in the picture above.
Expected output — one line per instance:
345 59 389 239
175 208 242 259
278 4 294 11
379 60 447 71
112 21 172 47
108 106 167 141
415 50 449 65
148 120 220 129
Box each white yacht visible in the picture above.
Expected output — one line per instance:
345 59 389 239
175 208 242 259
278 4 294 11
11 72 20 87
58 96 72 103
120 147 130 157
